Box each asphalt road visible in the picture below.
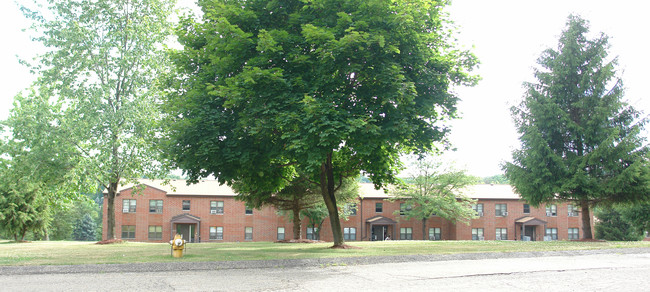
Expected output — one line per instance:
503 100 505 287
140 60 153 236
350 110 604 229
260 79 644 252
2 248 649 291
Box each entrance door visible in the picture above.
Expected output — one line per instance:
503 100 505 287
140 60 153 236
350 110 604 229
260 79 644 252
371 225 388 241
524 226 536 241
176 224 195 243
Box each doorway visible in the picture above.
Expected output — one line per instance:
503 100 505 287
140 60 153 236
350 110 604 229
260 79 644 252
371 225 389 241
176 223 197 243
524 226 536 241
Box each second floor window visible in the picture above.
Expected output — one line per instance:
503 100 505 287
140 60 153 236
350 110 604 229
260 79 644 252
546 205 557 217
149 200 163 214
495 204 507 216
182 200 191 211
523 204 530 214
122 199 136 213
400 203 412 215
345 204 357 216
375 203 383 213
245 206 253 215
210 201 224 214
472 203 484 216
567 205 578 216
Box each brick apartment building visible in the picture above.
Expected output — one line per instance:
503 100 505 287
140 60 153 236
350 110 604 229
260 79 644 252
102 179 593 242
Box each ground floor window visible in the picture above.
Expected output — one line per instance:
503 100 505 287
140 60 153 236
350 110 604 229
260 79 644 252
122 225 135 239
546 228 558 240
495 228 507 240
344 227 356 241
400 227 412 240
245 227 253 240
148 225 162 240
429 227 441 240
277 227 285 240
568 228 579 240
472 228 484 240
210 226 223 240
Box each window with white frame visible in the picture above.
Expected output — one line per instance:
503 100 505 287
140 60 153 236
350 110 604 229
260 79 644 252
546 205 557 216
210 201 224 214
375 202 383 213
400 227 413 240
121 225 135 239
523 204 530 214
245 227 253 240
182 200 191 211
245 206 253 215
277 227 285 240
472 228 484 240
210 226 223 240
495 204 507 216
472 203 484 216
495 228 507 240
567 205 578 217
568 228 579 240
149 200 163 214
343 227 356 241
148 225 162 240
546 228 558 240
122 199 136 213
429 227 441 240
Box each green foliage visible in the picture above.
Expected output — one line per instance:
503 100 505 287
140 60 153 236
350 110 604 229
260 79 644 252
19 0 176 239
72 214 97 241
618 202 650 236
481 174 509 185
164 0 478 246
392 158 477 239
0 184 48 241
594 207 642 241
504 15 650 239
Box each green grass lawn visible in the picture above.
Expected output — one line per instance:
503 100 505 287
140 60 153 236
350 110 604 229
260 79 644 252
1 240 648 266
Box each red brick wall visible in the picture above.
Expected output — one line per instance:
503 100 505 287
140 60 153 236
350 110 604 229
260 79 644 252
103 186 594 242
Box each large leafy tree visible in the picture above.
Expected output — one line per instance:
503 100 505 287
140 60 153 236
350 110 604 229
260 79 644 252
393 159 477 240
504 15 650 239
20 0 175 239
165 0 478 246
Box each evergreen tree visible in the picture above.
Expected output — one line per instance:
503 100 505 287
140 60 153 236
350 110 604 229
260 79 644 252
504 15 650 239
594 208 641 241
72 214 97 241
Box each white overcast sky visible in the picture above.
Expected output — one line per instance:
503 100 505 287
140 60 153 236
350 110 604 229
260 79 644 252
1 0 648 177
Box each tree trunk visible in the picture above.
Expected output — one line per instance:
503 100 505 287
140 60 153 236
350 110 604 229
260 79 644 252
106 181 119 240
321 151 344 247
422 218 427 240
580 200 593 239
292 207 302 240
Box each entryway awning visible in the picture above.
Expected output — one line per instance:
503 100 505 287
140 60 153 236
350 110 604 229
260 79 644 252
515 216 547 226
170 213 201 224
366 215 398 225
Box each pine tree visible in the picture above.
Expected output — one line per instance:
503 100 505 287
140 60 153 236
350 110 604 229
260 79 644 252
72 214 97 241
504 15 650 239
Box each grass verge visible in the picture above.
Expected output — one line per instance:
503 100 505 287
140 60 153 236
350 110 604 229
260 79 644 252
0 240 648 266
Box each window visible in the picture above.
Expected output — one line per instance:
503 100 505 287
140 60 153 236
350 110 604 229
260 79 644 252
149 200 163 214
472 228 484 240
568 228 579 240
245 227 253 240
495 204 508 217
121 225 135 239
122 199 136 213
245 206 253 215
472 203 484 216
400 203 412 215
182 200 191 211
375 203 383 213
148 225 162 240
210 201 224 214
210 226 223 240
429 227 441 240
306 227 316 240
495 228 507 240
277 227 285 240
343 227 356 241
346 204 357 216
400 227 413 240
568 205 578 217
523 204 530 214
546 204 557 216
545 228 558 240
